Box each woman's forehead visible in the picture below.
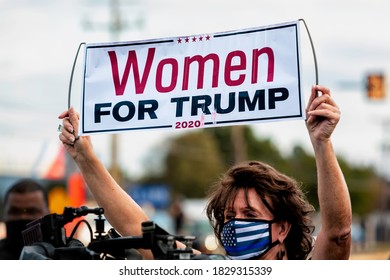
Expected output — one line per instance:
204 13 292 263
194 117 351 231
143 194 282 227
226 189 271 212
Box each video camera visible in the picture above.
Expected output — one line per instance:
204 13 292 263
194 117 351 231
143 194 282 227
20 206 227 260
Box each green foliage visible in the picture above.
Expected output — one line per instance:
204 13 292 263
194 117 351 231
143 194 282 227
282 145 318 209
164 130 225 198
337 158 386 215
205 126 287 168
138 125 387 215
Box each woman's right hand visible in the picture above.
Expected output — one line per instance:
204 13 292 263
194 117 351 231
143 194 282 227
58 107 91 160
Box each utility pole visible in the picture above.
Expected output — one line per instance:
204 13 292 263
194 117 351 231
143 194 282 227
108 0 123 185
81 0 145 185
380 119 390 181
231 125 247 163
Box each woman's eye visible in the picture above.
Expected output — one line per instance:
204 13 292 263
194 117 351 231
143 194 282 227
245 212 257 218
225 213 235 220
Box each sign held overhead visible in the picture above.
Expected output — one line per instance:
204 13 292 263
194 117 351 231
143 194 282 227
80 20 305 135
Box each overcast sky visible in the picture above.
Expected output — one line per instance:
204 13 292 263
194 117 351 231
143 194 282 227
1 0 390 179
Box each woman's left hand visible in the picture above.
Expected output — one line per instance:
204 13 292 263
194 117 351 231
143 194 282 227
305 85 340 143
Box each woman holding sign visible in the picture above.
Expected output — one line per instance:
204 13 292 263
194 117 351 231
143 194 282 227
58 85 351 260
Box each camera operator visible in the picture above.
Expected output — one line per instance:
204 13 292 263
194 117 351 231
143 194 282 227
0 179 50 259
58 85 352 260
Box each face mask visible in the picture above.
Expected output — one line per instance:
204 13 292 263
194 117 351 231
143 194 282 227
5 219 34 251
221 218 278 260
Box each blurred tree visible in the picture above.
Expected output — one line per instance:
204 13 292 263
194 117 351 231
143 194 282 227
205 126 236 166
337 158 385 216
206 126 287 168
283 145 318 207
164 130 225 198
136 125 387 215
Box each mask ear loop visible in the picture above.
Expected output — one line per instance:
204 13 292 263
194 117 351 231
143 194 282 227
67 42 86 109
299 19 319 97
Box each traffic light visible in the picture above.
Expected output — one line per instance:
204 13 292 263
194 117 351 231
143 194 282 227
366 73 386 100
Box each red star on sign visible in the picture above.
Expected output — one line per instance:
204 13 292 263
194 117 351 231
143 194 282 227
185 37 189 43
177 38 182 43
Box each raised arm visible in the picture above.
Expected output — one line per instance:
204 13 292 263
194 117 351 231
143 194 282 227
305 85 352 259
58 107 153 259
58 107 201 259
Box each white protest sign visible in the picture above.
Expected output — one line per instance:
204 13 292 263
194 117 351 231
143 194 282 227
80 20 304 135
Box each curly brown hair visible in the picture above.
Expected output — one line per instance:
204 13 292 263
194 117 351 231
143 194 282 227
206 161 315 260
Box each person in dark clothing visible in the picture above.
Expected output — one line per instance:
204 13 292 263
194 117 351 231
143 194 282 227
0 179 50 259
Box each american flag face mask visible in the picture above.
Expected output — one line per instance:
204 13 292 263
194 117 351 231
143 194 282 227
221 218 278 260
